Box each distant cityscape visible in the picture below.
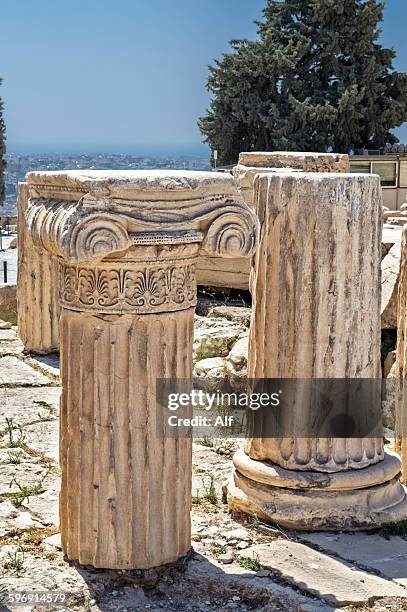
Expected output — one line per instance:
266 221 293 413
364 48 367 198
1 152 212 216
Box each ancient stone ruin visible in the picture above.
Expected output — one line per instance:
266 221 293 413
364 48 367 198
11 155 407 580
23 169 258 569
228 170 407 529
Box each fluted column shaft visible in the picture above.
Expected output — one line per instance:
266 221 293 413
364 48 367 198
59 254 195 568
228 170 407 530
247 172 383 471
17 182 59 353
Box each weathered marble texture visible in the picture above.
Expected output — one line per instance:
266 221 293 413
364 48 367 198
228 171 407 530
26 169 258 569
234 151 350 208
246 172 382 472
17 182 59 353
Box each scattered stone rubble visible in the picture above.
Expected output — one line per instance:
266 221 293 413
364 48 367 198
4 163 407 610
1 321 407 611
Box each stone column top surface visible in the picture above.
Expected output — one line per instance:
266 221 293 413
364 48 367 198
26 169 240 201
238 151 349 171
26 170 259 265
254 170 379 189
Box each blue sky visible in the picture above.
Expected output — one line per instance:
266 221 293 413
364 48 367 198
0 0 406 156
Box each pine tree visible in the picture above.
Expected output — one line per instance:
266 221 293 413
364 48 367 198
0 78 5 206
198 0 407 165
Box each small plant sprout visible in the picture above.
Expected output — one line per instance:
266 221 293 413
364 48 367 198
9 466 52 507
5 546 25 572
4 418 26 448
239 553 262 572
202 476 217 504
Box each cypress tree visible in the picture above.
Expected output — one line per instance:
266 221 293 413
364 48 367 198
198 0 407 165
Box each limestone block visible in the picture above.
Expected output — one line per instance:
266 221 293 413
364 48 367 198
384 350 397 378
382 359 397 433
298 531 407 588
228 171 407 529
381 240 402 329
226 334 248 391
26 169 258 570
193 356 227 392
193 316 245 362
382 349 398 432
17 182 59 353
238 151 350 171
0 355 51 386
387 217 407 226
196 255 251 290
0 283 17 325
206 305 251 328
236 541 406 604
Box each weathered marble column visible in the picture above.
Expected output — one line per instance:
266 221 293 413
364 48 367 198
26 170 258 569
17 181 60 353
228 171 407 530
395 227 407 479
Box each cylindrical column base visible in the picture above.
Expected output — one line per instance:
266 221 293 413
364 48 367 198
228 450 407 530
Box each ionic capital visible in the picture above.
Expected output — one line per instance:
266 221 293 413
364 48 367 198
26 170 259 266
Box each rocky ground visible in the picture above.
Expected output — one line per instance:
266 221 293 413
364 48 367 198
1 317 407 611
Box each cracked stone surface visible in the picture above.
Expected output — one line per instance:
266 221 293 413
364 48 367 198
236 542 406 606
22 420 60 463
0 387 60 425
24 354 60 381
1 325 407 611
298 532 407 587
0 356 52 386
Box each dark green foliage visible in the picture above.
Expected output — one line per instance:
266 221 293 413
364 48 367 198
0 78 5 204
198 0 407 165
381 329 397 369
379 520 407 540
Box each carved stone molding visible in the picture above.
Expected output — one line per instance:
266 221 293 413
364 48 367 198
26 170 259 266
27 202 257 265
59 260 197 314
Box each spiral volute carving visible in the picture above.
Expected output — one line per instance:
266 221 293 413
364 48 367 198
202 208 259 258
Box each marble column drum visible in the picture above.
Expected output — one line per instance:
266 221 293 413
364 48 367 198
228 171 407 530
26 170 258 569
17 181 59 353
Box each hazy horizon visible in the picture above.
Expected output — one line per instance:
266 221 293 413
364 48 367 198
5 143 211 157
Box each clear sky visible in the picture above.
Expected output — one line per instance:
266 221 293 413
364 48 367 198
0 0 406 156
